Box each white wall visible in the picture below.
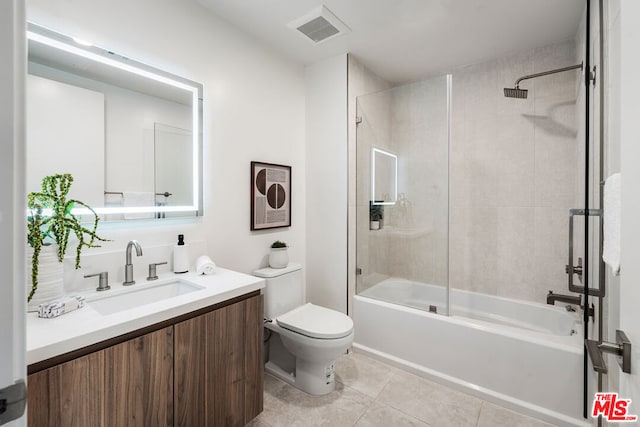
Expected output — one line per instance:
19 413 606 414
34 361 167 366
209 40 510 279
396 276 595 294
26 74 105 207
305 54 348 313
27 0 306 289
617 0 640 412
0 0 26 424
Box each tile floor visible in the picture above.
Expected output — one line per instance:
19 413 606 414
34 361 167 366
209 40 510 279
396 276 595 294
248 352 557 427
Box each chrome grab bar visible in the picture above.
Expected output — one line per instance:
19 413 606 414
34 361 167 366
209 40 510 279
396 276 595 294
568 208 603 297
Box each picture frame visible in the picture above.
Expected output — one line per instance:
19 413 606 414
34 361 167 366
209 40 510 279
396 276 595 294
250 161 292 230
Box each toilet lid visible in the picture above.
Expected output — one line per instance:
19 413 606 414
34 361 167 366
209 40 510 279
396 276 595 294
276 303 354 339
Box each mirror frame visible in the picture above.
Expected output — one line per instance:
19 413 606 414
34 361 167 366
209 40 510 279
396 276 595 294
27 22 204 218
371 146 398 206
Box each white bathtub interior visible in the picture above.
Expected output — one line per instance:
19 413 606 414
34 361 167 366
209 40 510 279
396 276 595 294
360 278 581 337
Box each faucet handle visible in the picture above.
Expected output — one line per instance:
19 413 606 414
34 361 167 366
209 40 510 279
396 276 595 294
147 261 168 281
84 272 110 291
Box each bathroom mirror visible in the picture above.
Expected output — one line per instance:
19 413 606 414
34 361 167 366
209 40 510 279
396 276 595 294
371 147 397 205
26 23 203 220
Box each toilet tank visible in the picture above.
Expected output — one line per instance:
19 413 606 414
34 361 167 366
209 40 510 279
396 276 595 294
253 263 303 318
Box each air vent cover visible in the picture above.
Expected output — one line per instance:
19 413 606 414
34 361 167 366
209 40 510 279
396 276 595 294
288 6 350 44
297 16 339 43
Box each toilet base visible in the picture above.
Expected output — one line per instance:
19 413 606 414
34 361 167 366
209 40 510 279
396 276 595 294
265 359 336 396
296 358 336 395
263 321 352 396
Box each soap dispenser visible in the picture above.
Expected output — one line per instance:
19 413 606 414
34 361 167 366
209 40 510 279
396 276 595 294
173 234 189 274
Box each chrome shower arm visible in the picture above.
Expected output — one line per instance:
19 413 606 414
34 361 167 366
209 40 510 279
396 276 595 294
514 62 583 87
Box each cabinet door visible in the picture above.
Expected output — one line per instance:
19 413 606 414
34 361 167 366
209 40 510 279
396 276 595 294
104 326 173 427
207 302 245 427
27 351 105 427
174 313 207 427
174 294 263 427
27 369 49 426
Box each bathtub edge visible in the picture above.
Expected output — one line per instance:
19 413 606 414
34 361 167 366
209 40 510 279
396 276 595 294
352 343 591 427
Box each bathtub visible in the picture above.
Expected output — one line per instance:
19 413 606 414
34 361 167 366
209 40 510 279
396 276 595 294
354 278 589 427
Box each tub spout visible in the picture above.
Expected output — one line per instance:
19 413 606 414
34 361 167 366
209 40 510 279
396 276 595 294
546 290 581 306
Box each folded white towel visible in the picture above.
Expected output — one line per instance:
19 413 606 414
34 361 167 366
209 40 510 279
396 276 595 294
603 173 621 275
196 255 216 275
123 191 155 220
38 295 86 318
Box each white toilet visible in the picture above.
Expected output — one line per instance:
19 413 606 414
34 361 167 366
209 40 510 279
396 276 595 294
254 263 354 395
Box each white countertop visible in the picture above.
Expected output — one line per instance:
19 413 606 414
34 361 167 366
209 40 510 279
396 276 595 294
27 267 264 365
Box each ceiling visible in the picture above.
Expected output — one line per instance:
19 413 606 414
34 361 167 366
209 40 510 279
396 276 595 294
197 0 585 85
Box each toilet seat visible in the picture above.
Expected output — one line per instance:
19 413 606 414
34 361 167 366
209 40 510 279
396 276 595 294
276 303 353 339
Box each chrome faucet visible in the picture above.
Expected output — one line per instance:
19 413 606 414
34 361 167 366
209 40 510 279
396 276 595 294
546 290 581 306
547 290 595 319
123 240 143 286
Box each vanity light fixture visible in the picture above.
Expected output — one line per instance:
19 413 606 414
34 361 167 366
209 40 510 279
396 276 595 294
27 30 197 92
72 37 93 47
27 23 203 218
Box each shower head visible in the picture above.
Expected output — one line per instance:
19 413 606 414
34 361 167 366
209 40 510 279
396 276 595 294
504 86 528 99
504 62 583 100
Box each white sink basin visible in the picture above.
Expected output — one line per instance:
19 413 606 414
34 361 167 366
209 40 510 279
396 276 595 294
89 280 205 315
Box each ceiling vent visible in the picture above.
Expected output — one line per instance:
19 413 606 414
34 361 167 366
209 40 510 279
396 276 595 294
288 6 351 44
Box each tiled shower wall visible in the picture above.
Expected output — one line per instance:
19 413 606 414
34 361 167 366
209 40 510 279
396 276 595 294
356 39 581 304
450 39 580 302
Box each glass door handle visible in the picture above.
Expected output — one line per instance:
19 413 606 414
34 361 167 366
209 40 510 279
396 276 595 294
565 257 583 281
567 208 603 297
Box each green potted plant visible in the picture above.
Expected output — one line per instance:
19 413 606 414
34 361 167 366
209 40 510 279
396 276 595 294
269 240 289 269
369 202 384 230
27 173 108 309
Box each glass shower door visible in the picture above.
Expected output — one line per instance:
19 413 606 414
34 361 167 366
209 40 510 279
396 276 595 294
355 75 451 314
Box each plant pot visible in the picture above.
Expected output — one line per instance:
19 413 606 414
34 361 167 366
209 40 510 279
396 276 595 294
27 244 64 312
269 247 289 269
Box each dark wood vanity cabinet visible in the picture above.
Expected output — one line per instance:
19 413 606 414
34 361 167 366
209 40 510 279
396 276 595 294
28 351 105 426
27 292 263 427
104 327 174 426
174 293 263 426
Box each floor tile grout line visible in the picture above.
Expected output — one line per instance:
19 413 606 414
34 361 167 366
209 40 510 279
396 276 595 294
337 353 397 400
340 381 378 425
376 394 435 427
390 404 436 427
372 367 488 426
476 400 486 427
350 398 377 426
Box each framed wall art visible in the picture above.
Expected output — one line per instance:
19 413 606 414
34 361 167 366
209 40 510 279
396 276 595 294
250 161 291 230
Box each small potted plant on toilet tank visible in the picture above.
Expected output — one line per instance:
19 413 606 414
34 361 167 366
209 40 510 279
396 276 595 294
269 240 289 269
